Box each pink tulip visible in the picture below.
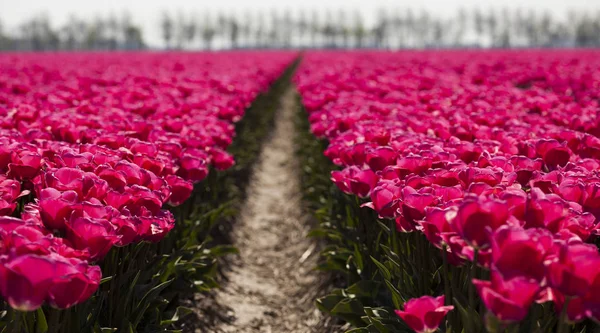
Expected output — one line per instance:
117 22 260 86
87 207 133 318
448 197 509 249
65 216 120 261
46 255 101 309
38 188 79 230
473 270 540 322
166 175 194 206
394 295 454 333
0 254 57 311
545 242 600 297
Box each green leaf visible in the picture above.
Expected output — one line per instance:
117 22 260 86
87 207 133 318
160 306 194 326
384 280 404 309
452 297 482 333
370 256 391 281
209 245 239 257
316 293 346 313
35 309 48 333
330 298 368 327
346 328 370 333
132 279 173 327
100 276 113 284
346 280 380 299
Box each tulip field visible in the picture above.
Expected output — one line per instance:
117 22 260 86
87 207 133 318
295 50 600 333
1 49 600 333
0 52 295 331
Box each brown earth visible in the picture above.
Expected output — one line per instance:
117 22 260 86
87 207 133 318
185 87 343 333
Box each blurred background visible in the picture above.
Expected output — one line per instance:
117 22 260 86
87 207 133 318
0 0 599 51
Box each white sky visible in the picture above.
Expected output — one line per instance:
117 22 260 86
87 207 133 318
1 0 599 47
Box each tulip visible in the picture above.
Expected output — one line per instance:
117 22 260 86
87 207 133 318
331 166 378 198
7 148 42 180
209 147 235 171
46 255 101 309
473 270 540 323
166 175 194 206
448 197 509 249
535 139 571 168
363 180 402 218
366 146 397 171
545 242 600 297
38 188 79 230
490 226 553 281
0 254 57 311
44 167 85 194
394 295 454 333
65 216 120 261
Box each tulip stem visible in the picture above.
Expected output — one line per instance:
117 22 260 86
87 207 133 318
557 297 571 333
468 248 479 311
48 308 61 333
14 310 22 333
441 246 453 330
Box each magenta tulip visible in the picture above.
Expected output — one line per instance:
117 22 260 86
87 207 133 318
395 295 454 333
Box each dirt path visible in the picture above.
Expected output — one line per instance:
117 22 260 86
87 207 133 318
192 87 335 333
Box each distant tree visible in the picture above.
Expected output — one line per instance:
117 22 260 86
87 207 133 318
174 11 186 49
254 11 265 48
268 10 279 48
85 17 101 49
0 18 6 50
230 15 240 48
61 15 77 50
353 11 365 48
310 9 319 47
107 13 119 50
498 8 512 48
526 10 539 46
121 12 144 50
161 11 174 49
240 10 253 47
453 8 468 46
216 12 228 48
184 15 197 49
373 9 386 48
474 8 484 43
488 9 498 46
405 9 415 48
337 9 350 48
200 12 215 50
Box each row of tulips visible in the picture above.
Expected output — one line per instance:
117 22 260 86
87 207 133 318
294 50 600 333
0 52 296 331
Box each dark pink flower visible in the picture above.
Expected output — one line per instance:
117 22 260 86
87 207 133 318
0 254 57 311
473 270 540 323
7 148 42 180
545 242 600 297
38 188 79 230
394 295 453 333
363 180 402 218
536 139 571 168
209 148 235 171
166 175 194 206
448 197 509 248
489 226 553 281
65 216 120 261
46 255 101 309
366 146 397 172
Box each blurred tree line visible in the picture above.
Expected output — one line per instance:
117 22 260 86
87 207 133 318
0 12 144 51
1 7 600 51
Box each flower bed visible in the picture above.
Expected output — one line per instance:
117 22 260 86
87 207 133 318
0 51 296 331
294 50 600 332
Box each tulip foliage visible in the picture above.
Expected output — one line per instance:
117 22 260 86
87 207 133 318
0 52 295 331
295 51 600 332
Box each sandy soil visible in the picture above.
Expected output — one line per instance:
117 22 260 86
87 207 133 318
188 87 338 333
